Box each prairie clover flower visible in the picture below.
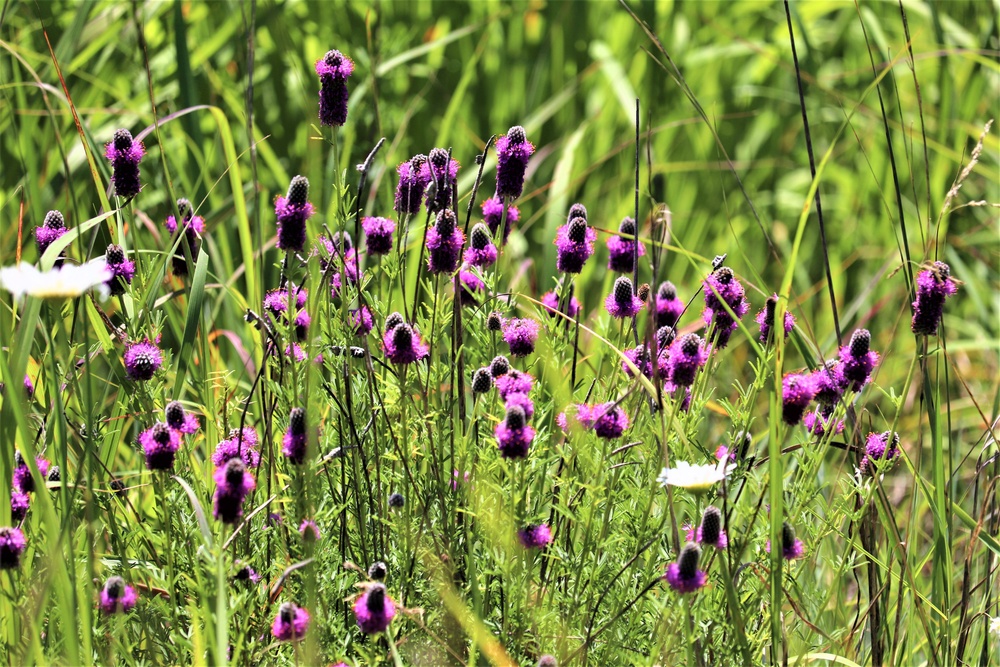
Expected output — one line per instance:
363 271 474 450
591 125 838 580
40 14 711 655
767 521 806 561
299 519 321 542
124 339 163 382
13 453 50 494
104 244 135 296
781 373 816 426
388 492 405 509
657 460 734 494
362 216 395 256
655 281 684 329
0 260 112 302
234 563 262 584
702 266 750 349
164 198 205 276
351 306 374 336
495 404 535 459
426 209 465 274
605 276 643 319
811 361 846 406
838 329 879 393
139 423 181 471
590 402 630 439
11 491 29 522
0 526 26 570
213 458 255 524
394 155 430 215
656 325 678 351
282 408 308 464
421 148 460 213
803 405 844 437
315 49 354 127
664 543 707 594
471 367 493 394
504 392 535 419
537 656 558 667
464 223 498 268
272 601 311 642
911 261 958 336
606 217 646 273
554 215 596 274
35 210 68 259
382 321 429 365
354 583 397 634
458 269 486 306
275 176 315 252
694 506 727 549
165 401 199 435
541 289 581 319
859 431 901 475
368 561 388 580
384 311 405 332
482 196 520 245
105 129 144 199
212 427 261 468
665 334 708 388
622 345 654 379
502 317 540 357
494 369 533 399
489 355 510 378
24 374 35 398
495 125 534 200
98 576 137 615
517 523 553 550
756 294 795 343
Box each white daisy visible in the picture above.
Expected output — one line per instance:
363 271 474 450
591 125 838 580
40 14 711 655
0 260 112 302
657 460 735 493
991 615 1000 639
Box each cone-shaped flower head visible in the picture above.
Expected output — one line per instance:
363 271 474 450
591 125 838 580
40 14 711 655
388 492 405 508
165 400 199 435
351 306 374 336
504 391 534 420
859 430 901 475
282 407 308 464
426 209 465 274
124 339 163 382
272 601 311 641
606 217 646 273
781 373 816 426
105 129 144 198
555 216 596 274
702 266 750 349
656 325 677 351
811 361 846 406
911 261 958 336
299 519 321 542
495 125 534 199
354 583 397 634
567 203 587 221
495 404 535 459
11 491 29 522
315 49 354 126
275 176 315 252
382 322 429 365
664 543 707 594
394 154 429 214
212 427 261 469
471 367 493 394
464 223 498 268
605 276 643 319
0 526 26 570
36 210 68 258
139 422 181 471
696 506 727 549
98 575 138 615
487 311 503 331
164 198 205 276
517 523 553 550
458 269 486 306
622 345 654 379
665 334 708 388
421 148 460 213
777 521 805 560
482 196 520 245
384 311 405 333
494 369 533 400
368 561 388 581
502 317 540 357
12 454 50 494
756 294 795 343
489 355 510 378
590 402 630 439
541 289 581 319
362 216 396 256
213 458 255 524
104 244 135 296
655 281 684 329
838 329 879 392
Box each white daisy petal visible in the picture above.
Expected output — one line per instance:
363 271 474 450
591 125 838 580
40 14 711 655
0 260 112 302
658 460 734 493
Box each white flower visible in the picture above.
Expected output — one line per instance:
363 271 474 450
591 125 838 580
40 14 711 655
657 460 734 493
0 260 112 302
991 616 1000 639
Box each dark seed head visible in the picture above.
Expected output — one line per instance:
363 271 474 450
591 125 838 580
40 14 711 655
330 230 352 252
567 203 587 222
165 401 185 430
657 281 676 300
43 210 65 230
470 223 491 250
176 198 193 220
112 129 133 151
781 521 796 552
471 368 492 394
435 209 457 237
151 422 172 445
637 283 650 302
47 466 61 483
368 561 387 581
279 602 295 623
487 312 503 332
506 125 527 144
110 478 127 498
714 266 734 284
505 405 526 430
618 217 636 236
391 323 414 349
679 333 702 356
388 492 405 508
286 175 310 206
323 49 343 66
700 506 722 545
105 576 125 599
289 407 307 435
384 312 405 332
656 326 676 349
613 277 634 304
106 244 126 265
567 217 588 243
489 355 510 377
764 295 778 326
224 458 246 486
14 451 24 467
429 148 450 169
677 543 701 580
849 329 871 357
349 346 366 359
366 584 386 612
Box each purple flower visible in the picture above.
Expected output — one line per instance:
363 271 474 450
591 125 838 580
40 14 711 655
695 506 727 549
664 543 707 594
504 392 534 419
810 362 846 406
362 216 396 256
756 294 795 343
622 345 654 379
165 199 205 276
275 176 315 252
139 423 181 471
495 405 535 459
213 458 255 524
282 408 308 464
104 244 136 296
665 334 708 388
482 196 519 245
702 267 750 349
911 262 958 336
11 490 29 521
426 209 465 274
768 522 806 561
124 339 163 382
421 148 460 213
315 49 354 127
12 454 50 494
0 526 26 570
655 281 684 329
105 129 144 199
591 402 630 439
351 306 374 336
606 217 646 273
494 369 533 399
605 277 643 319
212 435 261 469
272 601 311 641
98 576 138 615
838 329 879 392
299 519 321 542
554 216 596 274
859 431 901 475
781 373 816 426
502 317 540 357
35 210 68 258
234 562 262 584
541 289 581 319
354 583 397 634
394 155 430 215
23 374 34 398
457 269 486 307
382 322 429 365
165 401 199 435
803 407 844 437
471 367 493 394
464 223 499 268
517 523 552 550
495 125 534 200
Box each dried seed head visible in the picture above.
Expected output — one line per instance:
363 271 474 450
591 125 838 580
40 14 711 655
613 276 634 304
470 223 491 250
678 543 701 580
567 217 588 243
289 407 307 435
43 210 65 230
286 175 310 206
106 244 126 265
849 329 871 357
471 368 492 394
489 355 510 377
700 506 722 545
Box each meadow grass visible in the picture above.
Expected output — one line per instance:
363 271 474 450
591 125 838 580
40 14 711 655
0 1 998 665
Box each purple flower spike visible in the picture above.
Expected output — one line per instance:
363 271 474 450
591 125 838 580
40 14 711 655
299 519 321 542
12 454 50 494
212 432 261 469
702 266 750 349
803 406 844 437
351 306 374 336
606 217 646 273
11 491 29 522
272 601 311 642
541 289 581 319
504 392 534 419
696 506 728 549
124 339 163 382
605 276 643 319
911 262 958 336
458 269 486 307
517 523 552 550
859 430 901 475
275 176 315 252
464 223 499 268
781 373 816 426
382 322 429 365
105 244 136 296
282 408 308 464
165 199 205 276
495 125 534 200
501 317 540 357
36 210 68 258
98 576 138 615
0 526 26 570
838 329 879 393
554 216 596 274
655 281 684 329
139 422 181 471
778 522 806 560
665 334 708 388
494 369 533 399
213 458 255 524
105 129 144 199
495 405 535 459
421 148 460 213
482 196 520 245
165 401 199 435
757 294 795 343
315 49 354 127
394 155 430 215
590 402 629 439
664 543 707 594
362 216 396 256
622 345 654 379
811 361 846 406
354 583 397 634
426 209 465 274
